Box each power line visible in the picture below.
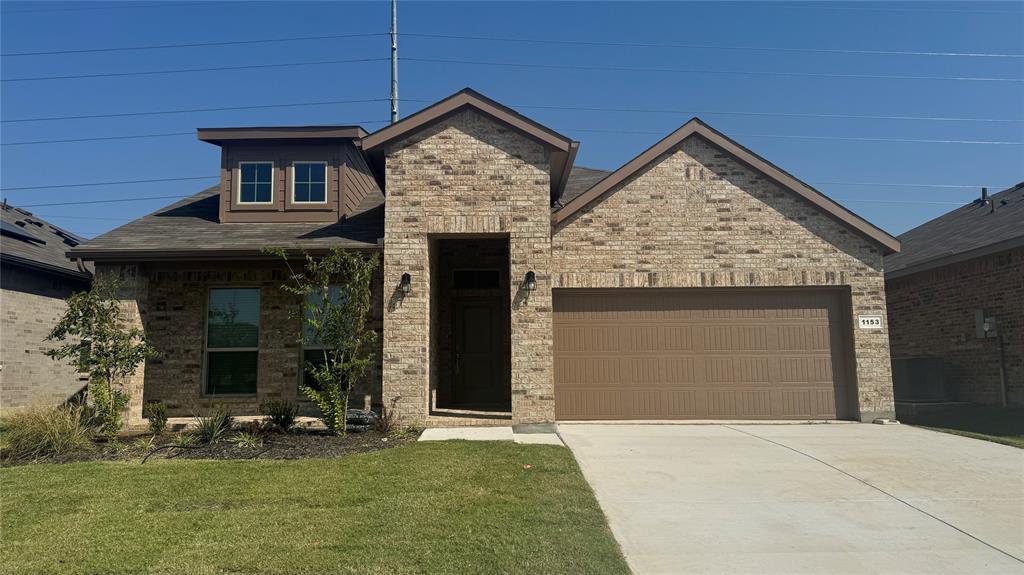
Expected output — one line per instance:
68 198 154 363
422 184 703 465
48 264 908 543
2 98 391 123
2 121 390 146
5 55 1019 85
404 32 1024 59
3 132 193 146
18 195 194 208
403 57 1024 84
558 127 1023 145
404 97 1024 124
4 125 1019 148
2 32 386 57
3 57 388 83
4 175 1008 197
5 29 1017 59
30 213 136 221
835 198 965 206
0 176 217 192
1 1 221 14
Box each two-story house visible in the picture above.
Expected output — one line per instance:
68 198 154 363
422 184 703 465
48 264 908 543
70 88 900 427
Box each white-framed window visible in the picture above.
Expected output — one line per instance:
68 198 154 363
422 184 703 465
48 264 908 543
292 162 328 204
238 162 274 204
205 288 260 395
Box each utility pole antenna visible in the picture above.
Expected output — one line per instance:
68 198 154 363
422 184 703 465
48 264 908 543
390 0 399 124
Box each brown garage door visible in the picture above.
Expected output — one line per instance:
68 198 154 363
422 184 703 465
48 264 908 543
553 288 853 420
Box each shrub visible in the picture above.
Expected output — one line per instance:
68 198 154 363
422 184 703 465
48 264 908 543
193 407 232 444
1 404 92 460
260 400 297 432
374 397 401 435
231 432 264 449
169 433 196 448
144 401 168 436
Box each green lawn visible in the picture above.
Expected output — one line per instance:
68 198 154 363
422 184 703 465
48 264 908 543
1 442 629 575
908 404 1024 449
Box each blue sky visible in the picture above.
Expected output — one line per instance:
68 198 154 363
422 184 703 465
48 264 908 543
2 1 1021 238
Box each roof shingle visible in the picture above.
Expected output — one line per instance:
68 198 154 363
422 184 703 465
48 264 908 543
885 182 1024 278
70 186 384 261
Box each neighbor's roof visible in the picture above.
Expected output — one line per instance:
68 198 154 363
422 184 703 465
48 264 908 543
885 182 1024 279
1 203 92 279
552 118 901 255
69 186 384 261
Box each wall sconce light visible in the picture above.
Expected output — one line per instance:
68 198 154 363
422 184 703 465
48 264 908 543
399 272 411 295
523 271 537 291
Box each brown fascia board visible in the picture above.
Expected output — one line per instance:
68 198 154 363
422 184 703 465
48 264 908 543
361 88 574 152
198 126 368 145
552 118 901 255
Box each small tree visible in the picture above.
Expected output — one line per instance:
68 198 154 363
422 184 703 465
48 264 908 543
46 276 156 441
265 247 378 435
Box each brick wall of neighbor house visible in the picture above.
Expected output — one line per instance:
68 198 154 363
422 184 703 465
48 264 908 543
0 264 89 412
382 109 554 425
886 247 1024 407
95 261 384 421
552 135 895 421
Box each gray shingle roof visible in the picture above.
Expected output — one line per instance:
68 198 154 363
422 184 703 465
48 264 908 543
885 182 1024 278
555 166 612 210
70 186 384 260
1 204 91 279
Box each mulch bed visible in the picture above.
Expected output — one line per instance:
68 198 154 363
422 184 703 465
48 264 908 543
2 429 417 467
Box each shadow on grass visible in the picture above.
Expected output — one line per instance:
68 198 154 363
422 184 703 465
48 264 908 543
904 404 1024 449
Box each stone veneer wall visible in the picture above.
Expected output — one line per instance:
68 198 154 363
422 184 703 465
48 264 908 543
0 264 90 412
96 261 383 422
552 135 895 420
886 247 1023 406
382 109 554 425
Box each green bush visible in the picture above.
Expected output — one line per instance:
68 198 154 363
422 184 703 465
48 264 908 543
260 400 297 432
143 401 168 436
231 431 264 449
1 404 93 460
193 407 232 444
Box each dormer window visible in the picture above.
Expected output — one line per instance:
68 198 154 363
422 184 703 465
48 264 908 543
292 162 327 204
238 162 274 204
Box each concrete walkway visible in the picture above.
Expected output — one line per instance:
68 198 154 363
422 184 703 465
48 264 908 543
559 423 1024 575
418 426 563 445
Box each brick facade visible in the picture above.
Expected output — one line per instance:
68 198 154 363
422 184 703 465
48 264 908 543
381 109 554 425
79 97 899 425
0 263 90 412
886 247 1023 406
96 261 383 422
552 135 895 421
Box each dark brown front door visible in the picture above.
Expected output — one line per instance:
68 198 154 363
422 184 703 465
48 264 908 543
453 298 509 406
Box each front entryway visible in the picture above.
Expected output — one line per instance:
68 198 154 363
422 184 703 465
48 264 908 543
431 237 512 412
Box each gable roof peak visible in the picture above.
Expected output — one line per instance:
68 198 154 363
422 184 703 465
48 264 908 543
552 117 899 254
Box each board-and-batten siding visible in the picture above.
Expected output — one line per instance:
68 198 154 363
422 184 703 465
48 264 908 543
341 143 380 217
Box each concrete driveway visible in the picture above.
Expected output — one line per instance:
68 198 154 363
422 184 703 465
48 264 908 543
559 423 1024 575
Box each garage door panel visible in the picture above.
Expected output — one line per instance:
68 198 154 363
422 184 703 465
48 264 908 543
553 288 851 420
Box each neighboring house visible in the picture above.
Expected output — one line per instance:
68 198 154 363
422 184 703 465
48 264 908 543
70 88 900 427
885 184 1023 408
0 204 92 412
